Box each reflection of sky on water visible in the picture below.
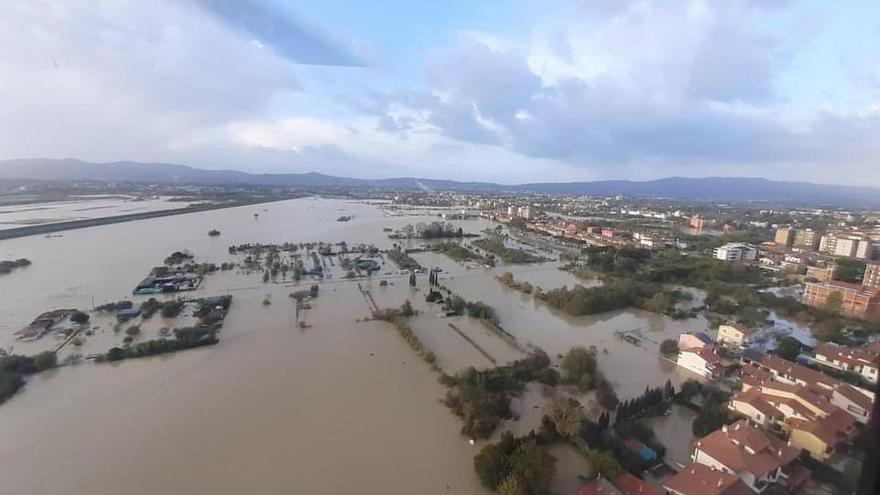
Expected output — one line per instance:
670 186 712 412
752 310 817 350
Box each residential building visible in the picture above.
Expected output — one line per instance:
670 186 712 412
793 229 821 250
864 263 880 290
690 217 711 230
613 473 661 495
830 384 874 423
678 332 713 351
577 477 623 495
806 265 835 282
727 382 856 461
663 463 753 495
820 233 873 259
802 281 880 319
774 228 794 247
577 474 660 495
677 345 723 379
855 238 873 260
691 420 800 493
716 324 753 347
814 343 880 384
788 408 857 461
713 243 758 262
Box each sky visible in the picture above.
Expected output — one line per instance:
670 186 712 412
1 0 879 185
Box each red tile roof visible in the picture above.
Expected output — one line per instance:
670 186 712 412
694 420 798 478
664 463 753 495
614 473 661 495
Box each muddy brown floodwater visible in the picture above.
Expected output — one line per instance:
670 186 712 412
0 197 712 494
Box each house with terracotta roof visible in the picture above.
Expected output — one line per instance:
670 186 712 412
727 381 857 461
716 324 753 347
830 383 874 423
677 345 723 379
576 474 661 495
739 350 874 422
576 477 623 495
814 342 880 384
740 352 839 398
728 388 781 428
663 463 754 495
691 420 800 493
613 473 661 495
678 332 713 351
788 408 856 461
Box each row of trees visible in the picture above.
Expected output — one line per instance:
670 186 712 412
0 351 57 405
472 235 544 264
440 351 558 439
536 279 688 319
446 295 499 322
498 272 534 294
101 325 220 362
615 381 675 422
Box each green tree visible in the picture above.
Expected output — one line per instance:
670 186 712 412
679 379 702 401
542 397 584 439
70 311 90 324
498 475 527 495
561 347 597 391
588 449 623 479
823 291 843 316
510 440 556 495
400 300 414 317
659 339 679 355
596 379 619 411
474 442 510 490
33 351 57 371
775 336 802 361
499 272 515 286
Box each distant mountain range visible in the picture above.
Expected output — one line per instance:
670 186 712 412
1 158 879 206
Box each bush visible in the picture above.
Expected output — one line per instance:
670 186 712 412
70 311 90 324
474 433 556 494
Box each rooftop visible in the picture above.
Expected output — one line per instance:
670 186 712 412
663 463 753 495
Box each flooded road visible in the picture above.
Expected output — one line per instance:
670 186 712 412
0 197 714 493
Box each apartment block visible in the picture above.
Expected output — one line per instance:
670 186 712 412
802 281 880 320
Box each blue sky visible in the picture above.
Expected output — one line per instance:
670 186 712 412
1 0 879 185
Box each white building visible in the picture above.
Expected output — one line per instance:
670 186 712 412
677 346 722 378
713 243 758 261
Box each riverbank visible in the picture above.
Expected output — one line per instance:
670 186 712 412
0 195 305 240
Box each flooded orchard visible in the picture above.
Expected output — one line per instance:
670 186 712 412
0 198 707 494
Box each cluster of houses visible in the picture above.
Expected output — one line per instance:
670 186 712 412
658 324 878 494
484 212 686 251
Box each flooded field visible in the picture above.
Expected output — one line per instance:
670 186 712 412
0 197 715 493
0 195 183 231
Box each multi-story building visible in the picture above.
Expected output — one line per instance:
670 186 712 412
855 238 873 260
864 263 880 290
691 420 800 493
774 228 794 247
814 343 880 384
716 324 753 347
793 229 821 250
820 233 873 259
806 265 835 282
713 243 758 262
677 345 723 379
802 281 880 320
